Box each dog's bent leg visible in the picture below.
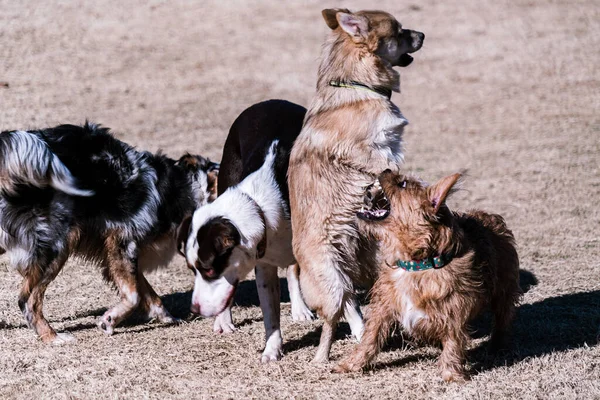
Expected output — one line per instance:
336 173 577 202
213 306 236 334
287 264 313 321
98 237 141 335
343 297 363 341
298 253 348 363
19 250 72 344
314 318 338 363
137 273 178 324
256 264 282 363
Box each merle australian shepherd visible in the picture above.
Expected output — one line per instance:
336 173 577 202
0 123 218 343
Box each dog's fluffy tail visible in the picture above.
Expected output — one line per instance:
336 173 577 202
0 130 93 197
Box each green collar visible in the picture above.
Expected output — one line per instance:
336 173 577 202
329 80 392 100
394 253 452 272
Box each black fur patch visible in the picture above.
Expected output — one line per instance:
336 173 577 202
0 122 214 272
195 217 241 279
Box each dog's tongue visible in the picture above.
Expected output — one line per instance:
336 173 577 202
398 54 414 67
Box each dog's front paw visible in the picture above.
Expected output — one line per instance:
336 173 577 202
213 310 236 334
332 359 362 373
291 302 314 321
261 347 283 363
441 368 469 383
157 313 181 325
51 332 76 345
98 314 115 335
261 332 283 363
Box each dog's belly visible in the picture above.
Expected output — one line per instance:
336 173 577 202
138 233 177 272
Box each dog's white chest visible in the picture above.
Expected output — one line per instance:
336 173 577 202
373 109 408 164
394 270 427 333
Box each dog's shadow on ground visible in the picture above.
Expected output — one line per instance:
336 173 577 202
3 269 599 372
282 269 600 372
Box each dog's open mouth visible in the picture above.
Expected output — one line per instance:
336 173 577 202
397 53 414 67
357 179 390 221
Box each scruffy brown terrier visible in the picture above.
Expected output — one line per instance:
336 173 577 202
334 170 521 381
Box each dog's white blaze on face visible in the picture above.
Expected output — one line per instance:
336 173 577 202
191 269 237 317
190 246 257 317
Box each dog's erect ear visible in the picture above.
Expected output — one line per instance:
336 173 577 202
336 12 369 38
322 8 351 30
177 215 193 257
207 162 219 202
427 173 462 214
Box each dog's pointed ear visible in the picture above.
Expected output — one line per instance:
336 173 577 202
336 12 368 38
322 8 351 30
427 173 461 214
177 215 193 257
207 162 219 202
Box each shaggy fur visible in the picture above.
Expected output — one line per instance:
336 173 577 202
334 170 521 381
0 123 218 343
288 8 424 362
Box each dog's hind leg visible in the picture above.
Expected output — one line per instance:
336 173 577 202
98 236 141 335
490 288 518 351
137 273 178 324
18 250 72 344
256 264 283 363
314 318 338 363
334 280 394 372
298 253 348 363
287 263 313 321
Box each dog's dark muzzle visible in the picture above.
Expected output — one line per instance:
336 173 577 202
397 30 425 67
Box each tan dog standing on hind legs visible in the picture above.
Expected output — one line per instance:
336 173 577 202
334 170 521 381
288 9 424 362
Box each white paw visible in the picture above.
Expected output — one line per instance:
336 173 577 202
261 348 282 363
213 315 236 334
52 332 76 345
158 314 181 325
98 315 115 336
291 303 314 321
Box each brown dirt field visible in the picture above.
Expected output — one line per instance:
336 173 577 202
1 0 599 398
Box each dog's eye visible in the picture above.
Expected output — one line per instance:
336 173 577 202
398 180 407 188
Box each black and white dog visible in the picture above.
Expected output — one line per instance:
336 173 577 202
177 100 313 362
0 123 218 343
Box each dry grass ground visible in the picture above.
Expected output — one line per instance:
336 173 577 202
0 0 599 398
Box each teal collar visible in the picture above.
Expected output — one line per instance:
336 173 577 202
329 80 392 100
394 253 452 272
